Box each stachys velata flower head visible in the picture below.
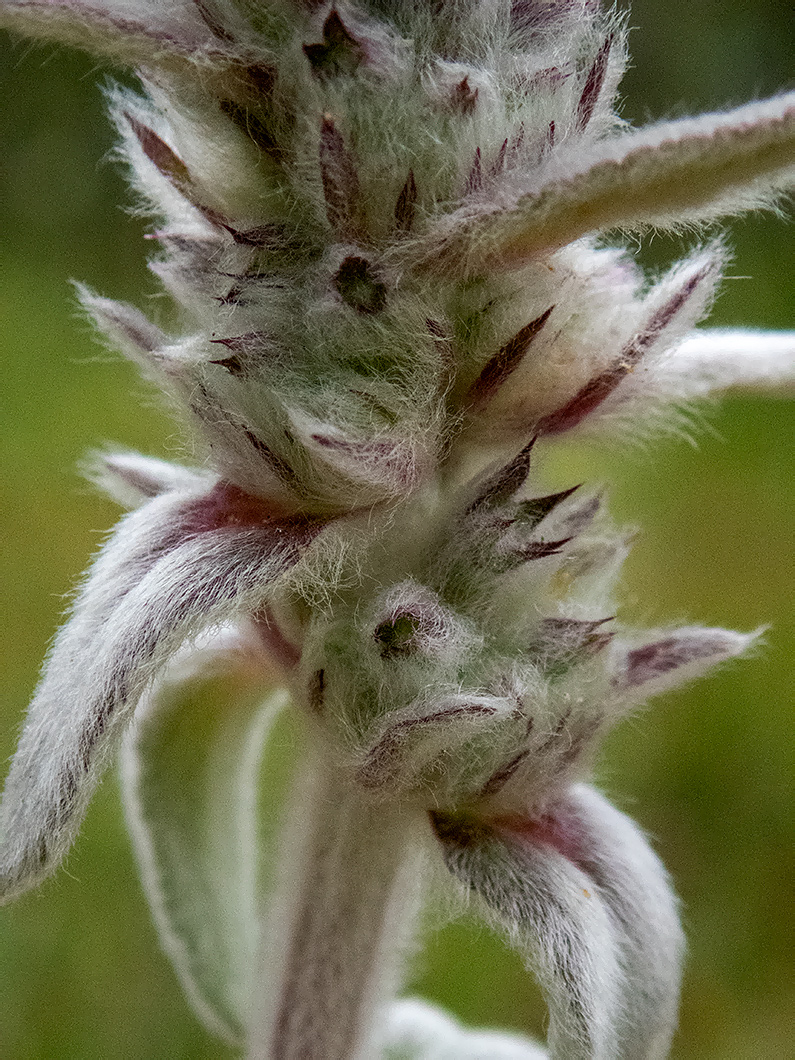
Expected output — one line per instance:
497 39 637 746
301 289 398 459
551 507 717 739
2 2 794 1057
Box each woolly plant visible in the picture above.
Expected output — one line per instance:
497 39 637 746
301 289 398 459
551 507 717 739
1 1 794 1058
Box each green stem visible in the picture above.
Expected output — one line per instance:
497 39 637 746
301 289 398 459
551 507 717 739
248 746 421 1060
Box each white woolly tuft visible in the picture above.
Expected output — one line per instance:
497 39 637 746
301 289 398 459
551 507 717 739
420 92 795 273
382 997 548 1059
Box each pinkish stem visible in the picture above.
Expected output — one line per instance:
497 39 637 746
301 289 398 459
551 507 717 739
247 750 420 1060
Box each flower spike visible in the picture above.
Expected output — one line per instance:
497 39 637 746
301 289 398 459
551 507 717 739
1 1 792 1056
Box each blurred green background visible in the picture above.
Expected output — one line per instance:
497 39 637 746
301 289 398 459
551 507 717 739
1 2 793 1057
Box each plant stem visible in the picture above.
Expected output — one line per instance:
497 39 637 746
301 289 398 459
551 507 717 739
248 746 421 1060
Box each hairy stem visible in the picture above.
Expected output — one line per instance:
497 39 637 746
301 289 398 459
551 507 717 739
248 747 421 1060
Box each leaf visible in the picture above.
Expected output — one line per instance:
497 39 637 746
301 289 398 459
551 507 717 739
529 617 614 676
121 624 289 1043
76 285 169 372
431 784 683 1059
420 92 795 274
394 170 418 234
0 0 238 68
575 34 612 131
536 251 719 434
512 486 581 530
652 328 795 400
467 437 537 513
319 115 361 239
303 10 366 78
357 697 504 792
192 0 235 44
87 450 212 508
0 484 321 903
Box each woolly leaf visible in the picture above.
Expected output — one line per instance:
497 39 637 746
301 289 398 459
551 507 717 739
575 34 612 131
0 484 321 903
530 617 614 677
467 437 537 513
319 115 361 239
536 253 718 434
0 0 237 66
210 332 271 359
431 784 683 1060
513 486 581 530
303 10 366 78
503 536 573 569
465 147 483 196
127 113 193 187
123 114 228 223
76 285 169 372
121 625 288 1044
296 414 428 503
451 76 479 116
357 696 507 792
422 93 795 273
394 170 418 234
191 0 236 44
653 328 795 399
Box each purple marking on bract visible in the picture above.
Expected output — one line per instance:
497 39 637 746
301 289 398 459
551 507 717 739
467 305 554 407
395 170 418 234
576 35 612 131
452 76 479 115
319 115 360 238
468 436 537 513
619 631 740 689
358 703 498 788
192 0 236 43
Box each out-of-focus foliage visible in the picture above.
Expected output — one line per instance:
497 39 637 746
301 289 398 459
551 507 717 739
0 2 793 1056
